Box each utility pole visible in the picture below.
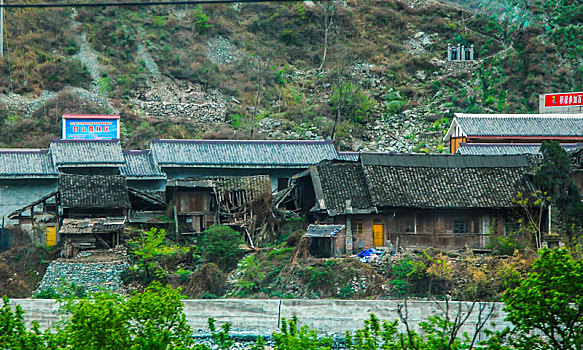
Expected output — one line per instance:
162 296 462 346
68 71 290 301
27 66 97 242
1 0 4 58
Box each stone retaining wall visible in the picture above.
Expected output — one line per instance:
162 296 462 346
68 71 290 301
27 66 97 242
10 298 510 338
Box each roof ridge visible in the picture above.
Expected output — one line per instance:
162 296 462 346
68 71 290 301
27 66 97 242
152 138 333 144
51 138 120 143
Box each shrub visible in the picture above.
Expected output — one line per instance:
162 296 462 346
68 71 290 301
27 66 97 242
197 226 244 272
186 263 227 298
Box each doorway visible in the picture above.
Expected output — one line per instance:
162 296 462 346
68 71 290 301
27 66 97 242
373 218 384 247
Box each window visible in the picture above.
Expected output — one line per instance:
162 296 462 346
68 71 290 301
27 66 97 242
454 220 469 233
351 220 364 236
405 220 415 233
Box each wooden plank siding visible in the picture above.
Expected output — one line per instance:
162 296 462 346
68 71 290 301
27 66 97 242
327 209 514 253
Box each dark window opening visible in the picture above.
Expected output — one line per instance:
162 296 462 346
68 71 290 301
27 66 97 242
277 178 289 191
454 220 469 233
352 220 363 236
405 220 415 233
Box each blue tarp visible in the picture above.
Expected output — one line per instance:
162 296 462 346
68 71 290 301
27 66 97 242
357 248 385 262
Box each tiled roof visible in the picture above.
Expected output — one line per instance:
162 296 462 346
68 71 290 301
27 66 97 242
59 217 126 234
450 113 583 138
0 181 58 218
336 152 359 161
150 139 339 167
363 164 534 209
50 139 125 167
312 154 535 214
59 174 130 208
311 161 376 215
0 150 58 179
167 175 272 194
360 153 531 168
457 143 583 156
120 150 166 179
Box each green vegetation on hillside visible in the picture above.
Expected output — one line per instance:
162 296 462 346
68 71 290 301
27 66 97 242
0 0 581 150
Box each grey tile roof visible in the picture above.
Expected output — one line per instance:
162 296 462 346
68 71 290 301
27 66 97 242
50 139 125 167
336 152 360 161
457 143 583 156
360 153 531 168
363 164 535 209
312 154 536 214
59 174 130 208
0 180 58 217
311 161 376 215
60 217 126 234
453 113 583 137
150 139 339 167
0 150 58 179
120 150 166 180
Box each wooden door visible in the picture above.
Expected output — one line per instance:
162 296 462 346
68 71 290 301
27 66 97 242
373 218 384 247
46 226 57 247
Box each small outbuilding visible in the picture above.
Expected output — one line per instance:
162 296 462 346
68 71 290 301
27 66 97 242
305 224 345 258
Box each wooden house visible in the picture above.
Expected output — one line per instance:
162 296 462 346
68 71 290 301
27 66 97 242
150 139 339 191
444 113 583 153
304 154 542 252
167 175 272 236
58 174 130 251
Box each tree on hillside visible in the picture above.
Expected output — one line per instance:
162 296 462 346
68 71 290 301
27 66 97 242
329 81 376 141
534 141 583 237
316 0 337 72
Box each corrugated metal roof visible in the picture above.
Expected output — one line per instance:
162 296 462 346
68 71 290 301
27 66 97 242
0 150 58 179
120 150 166 180
454 113 583 137
360 153 530 168
305 224 345 237
50 139 125 167
150 139 339 167
457 143 583 156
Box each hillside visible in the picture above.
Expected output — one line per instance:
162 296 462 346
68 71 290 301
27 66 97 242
0 0 581 151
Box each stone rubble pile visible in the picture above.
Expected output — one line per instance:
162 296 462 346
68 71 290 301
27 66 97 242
34 259 129 296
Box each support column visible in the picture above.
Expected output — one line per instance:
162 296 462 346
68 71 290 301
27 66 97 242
470 44 474 60
447 44 451 62
457 44 461 61
461 45 465 61
345 216 353 254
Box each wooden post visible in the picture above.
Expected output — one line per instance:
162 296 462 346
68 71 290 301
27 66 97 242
1 0 4 58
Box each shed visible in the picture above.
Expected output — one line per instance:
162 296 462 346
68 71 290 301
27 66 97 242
305 224 345 258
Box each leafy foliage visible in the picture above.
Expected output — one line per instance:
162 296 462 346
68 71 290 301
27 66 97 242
197 226 244 272
59 282 194 350
0 296 51 350
128 227 190 280
500 248 583 350
273 315 333 350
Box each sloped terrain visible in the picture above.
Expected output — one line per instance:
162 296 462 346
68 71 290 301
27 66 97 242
0 0 581 151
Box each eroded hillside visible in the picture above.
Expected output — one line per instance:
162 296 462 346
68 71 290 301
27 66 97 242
0 0 581 151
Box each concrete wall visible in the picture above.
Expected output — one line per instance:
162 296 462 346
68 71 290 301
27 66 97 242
10 298 511 338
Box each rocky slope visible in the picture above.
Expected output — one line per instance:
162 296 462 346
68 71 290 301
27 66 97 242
0 0 581 151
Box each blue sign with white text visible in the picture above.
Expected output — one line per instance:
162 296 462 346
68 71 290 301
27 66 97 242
63 117 119 140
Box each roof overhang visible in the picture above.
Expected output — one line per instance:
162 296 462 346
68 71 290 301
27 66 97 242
8 191 58 218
